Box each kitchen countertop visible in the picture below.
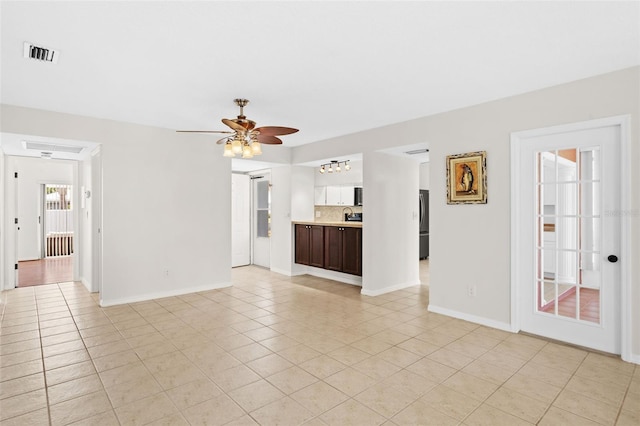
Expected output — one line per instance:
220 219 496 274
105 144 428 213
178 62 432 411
292 220 363 228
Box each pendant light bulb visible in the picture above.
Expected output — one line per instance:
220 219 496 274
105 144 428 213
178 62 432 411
319 166 325 174
336 163 341 172
345 161 351 171
328 164 333 173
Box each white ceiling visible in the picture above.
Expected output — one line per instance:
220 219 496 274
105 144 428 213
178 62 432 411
1 1 639 157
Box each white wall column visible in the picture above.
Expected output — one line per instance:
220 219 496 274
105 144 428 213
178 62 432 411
361 151 420 295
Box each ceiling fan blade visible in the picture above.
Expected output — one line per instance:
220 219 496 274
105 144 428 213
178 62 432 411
176 130 234 134
216 136 232 144
256 135 283 145
233 118 256 131
253 126 299 136
222 118 247 132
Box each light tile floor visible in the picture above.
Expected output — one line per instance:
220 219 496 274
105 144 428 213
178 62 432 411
1 264 638 425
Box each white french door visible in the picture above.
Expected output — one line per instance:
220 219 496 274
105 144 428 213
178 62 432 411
513 120 623 354
231 173 250 267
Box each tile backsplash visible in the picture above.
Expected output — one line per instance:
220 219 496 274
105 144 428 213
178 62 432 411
314 205 363 222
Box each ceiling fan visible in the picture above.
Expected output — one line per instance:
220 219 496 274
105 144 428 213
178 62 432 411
176 98 298 158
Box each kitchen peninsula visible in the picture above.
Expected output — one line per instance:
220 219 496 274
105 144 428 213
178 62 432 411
293 221 362 277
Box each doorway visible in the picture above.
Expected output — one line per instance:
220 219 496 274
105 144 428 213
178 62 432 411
10 156 75 288
511 116 630 356
1 138 101 294
18 183 74 287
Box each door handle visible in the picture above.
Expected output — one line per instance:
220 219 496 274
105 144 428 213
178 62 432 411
607 255 618 263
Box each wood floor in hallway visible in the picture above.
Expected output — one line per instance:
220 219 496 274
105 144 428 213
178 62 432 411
541 287 600 323
17 257 73 287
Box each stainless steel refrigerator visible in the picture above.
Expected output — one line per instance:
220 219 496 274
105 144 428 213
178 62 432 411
419 190 429 259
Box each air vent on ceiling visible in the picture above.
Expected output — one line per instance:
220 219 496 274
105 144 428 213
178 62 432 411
23 42 59 63
23 141 84 154
40 152 53 159
405 148 429 155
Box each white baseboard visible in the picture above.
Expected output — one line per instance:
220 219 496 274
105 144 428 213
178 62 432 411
360 280 420 296
428 304 515 333
99 281 233 307
302 266 362 286
277 262 363 284
622 352 640 365
270 267 293 276
80 277 94 293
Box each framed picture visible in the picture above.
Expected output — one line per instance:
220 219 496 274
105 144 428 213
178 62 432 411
446 151 487 204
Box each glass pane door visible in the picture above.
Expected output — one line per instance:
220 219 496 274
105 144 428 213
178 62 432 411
535 147 601 324
256 180 271 238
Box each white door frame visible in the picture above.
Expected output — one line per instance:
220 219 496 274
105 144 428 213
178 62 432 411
510 115 632 362
91 147 103 301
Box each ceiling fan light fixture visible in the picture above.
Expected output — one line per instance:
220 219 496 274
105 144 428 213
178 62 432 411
176 99 298 159
251 141 262 155
231 137 243 154
242 143 253 158
223 143 235 157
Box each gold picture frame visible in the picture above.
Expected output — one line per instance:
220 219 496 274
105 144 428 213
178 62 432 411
446 151 487 204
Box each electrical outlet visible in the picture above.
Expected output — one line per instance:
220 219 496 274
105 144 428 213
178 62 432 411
467 284 476 297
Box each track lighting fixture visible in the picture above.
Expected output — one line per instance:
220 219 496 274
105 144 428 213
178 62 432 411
318 160 351 174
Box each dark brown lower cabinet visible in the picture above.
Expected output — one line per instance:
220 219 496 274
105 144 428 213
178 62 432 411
296 224 362 276
295 224 324 268
323 226 362 276
323 226 343 272
341 227 362 276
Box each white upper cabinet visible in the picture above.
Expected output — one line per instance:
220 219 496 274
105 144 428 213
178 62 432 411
324 185 354 205
315 186 327 205
325 185 342 205
340 185 355 205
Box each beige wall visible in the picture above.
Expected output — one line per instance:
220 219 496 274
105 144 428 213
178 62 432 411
291 66 640 360
425 67 639 358
1 105 233 304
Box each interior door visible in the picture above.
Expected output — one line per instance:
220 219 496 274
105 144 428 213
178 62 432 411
231 173 250 267
516 124 621 354
251 173 270 268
